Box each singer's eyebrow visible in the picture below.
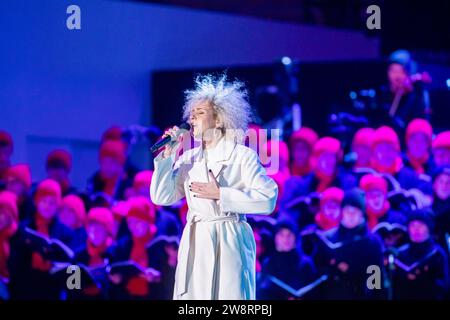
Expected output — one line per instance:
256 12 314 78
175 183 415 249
192 106 209 113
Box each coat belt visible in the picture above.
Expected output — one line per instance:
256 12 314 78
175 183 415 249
176 213 246 296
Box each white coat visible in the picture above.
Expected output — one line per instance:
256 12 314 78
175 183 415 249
150 136 278 300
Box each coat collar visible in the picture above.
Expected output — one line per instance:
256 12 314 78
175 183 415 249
192 136 237 163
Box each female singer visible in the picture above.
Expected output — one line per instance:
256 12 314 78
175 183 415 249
150 75 278 300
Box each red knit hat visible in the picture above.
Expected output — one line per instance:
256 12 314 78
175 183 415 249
101 125 123 142
406 119 433 143
0 130 13 150
99 140 126 165
6 164 32 190
87 207 114 235
310 137 342 177
432 131 450 150
352 127 375 148
111 200 130 218
320 187 344 206
0 190 18 221
127 196 155 224
290 127 319 149
313 137 341 156
34 179 62 203
372 126 400 151
359 174 388 194
46 149 72 171
61 194 86 225
133 170 153 190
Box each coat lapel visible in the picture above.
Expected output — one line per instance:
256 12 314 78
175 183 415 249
205 137 236 182
187 137 237 183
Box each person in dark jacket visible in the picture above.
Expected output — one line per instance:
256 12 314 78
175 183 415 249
312 188 384 300
374 49 430 132
258 219 317 300
392 209 449 299
143 235 179 300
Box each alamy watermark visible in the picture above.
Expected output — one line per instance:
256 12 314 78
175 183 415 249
66 5 81 30
366 5 381 30
66 265 81 290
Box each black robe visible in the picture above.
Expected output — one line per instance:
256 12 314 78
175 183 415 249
107 236 171 300
392 239 449 299
7 220 74 300
312 223 385 299
257 249 318 300
62 246 111 300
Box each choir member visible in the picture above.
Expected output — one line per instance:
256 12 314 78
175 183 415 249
0 130 13 189
312 189 384 299
87 140 134 202
4 164 34 221
108 196 161 299
432 131 450 168
432 166 450 252
58 194 87 252
101 125 139 179
404 118 434 175
70 207 115 300
46 149 78 196
315 187 344 231
0 191 19 296
393 209 449 299
289 127 318 177
258 220 317 300
132 170 181 237
12 179 74 299
359 173 407 230
372 126 431 195
351 127 375 170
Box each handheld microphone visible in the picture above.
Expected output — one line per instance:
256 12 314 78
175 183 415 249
150 123 191 153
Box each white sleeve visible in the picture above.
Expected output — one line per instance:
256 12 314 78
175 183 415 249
150 152 186 206
219 149 278 214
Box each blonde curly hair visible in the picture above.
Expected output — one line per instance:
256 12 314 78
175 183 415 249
182 74 253 143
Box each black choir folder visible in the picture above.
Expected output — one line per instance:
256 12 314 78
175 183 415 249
372 222 407 233
268 275 328 298
394 248 438 273
23 227 74 262
106 260 161 281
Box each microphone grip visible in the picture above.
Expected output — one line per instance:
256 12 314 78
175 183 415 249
150 123 190 153
150 135 172 153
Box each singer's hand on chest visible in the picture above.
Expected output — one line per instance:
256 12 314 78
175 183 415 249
189 170 221 200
